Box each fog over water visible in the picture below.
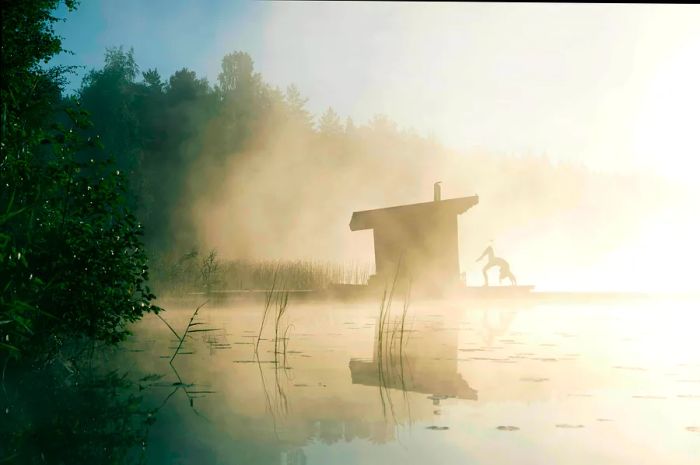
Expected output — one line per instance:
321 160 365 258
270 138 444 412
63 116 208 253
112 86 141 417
117 296 700 465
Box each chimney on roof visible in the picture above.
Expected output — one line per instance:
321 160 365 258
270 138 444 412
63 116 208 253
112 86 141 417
434 181 442 202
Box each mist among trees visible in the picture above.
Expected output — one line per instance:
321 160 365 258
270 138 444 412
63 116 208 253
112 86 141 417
72 47 671 287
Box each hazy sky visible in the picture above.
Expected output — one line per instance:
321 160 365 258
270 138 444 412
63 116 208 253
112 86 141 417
53 2 700 186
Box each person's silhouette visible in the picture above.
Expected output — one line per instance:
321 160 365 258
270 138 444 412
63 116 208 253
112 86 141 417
476 245 517 286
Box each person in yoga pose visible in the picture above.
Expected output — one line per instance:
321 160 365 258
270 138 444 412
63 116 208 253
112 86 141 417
476 245 517 286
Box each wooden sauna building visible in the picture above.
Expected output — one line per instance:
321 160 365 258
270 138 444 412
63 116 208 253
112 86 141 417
349 185 479 292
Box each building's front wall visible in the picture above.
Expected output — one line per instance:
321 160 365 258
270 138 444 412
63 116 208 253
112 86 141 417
370 210 460 291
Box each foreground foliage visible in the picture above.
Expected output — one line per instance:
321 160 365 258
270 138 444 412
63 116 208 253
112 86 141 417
1 0 158 359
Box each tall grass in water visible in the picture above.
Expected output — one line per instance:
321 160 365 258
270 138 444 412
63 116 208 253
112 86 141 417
253 265 294 364
375 258 413 425
376 259 412 358
255 281 292 367
155 301 219 412
273 291 289 359
165 301 208 364
253 278 293 429
219 259 372 290
149 249 372 295
255 267 279 354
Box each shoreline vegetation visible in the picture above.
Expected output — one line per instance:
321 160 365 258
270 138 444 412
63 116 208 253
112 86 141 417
149 249 373 296
1 2 161 463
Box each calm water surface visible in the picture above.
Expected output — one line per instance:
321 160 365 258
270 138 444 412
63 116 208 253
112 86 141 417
117 295 700 465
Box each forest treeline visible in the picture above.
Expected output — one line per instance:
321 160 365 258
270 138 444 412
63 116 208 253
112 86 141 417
74 46 357 252
74 46 670 279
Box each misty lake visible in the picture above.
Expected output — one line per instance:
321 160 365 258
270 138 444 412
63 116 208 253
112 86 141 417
115 294 700 465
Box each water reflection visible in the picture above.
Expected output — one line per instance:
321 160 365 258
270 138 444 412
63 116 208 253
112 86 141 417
480 307 518 347
119 297 700 465
1 359 154 464
349 315 478 400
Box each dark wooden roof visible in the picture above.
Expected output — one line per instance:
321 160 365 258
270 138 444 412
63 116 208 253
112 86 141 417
349 195 479 231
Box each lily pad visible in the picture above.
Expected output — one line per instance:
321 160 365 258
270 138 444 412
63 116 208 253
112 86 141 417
496 426 519 431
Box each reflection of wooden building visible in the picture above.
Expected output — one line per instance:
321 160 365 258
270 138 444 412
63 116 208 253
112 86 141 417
349 190 479 290
349 358 477 400
349 316 478 400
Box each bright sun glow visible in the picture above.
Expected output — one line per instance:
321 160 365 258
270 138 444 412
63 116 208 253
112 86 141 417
632 35 700 187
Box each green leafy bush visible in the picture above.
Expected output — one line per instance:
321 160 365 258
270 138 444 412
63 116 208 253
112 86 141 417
1 0 158 361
